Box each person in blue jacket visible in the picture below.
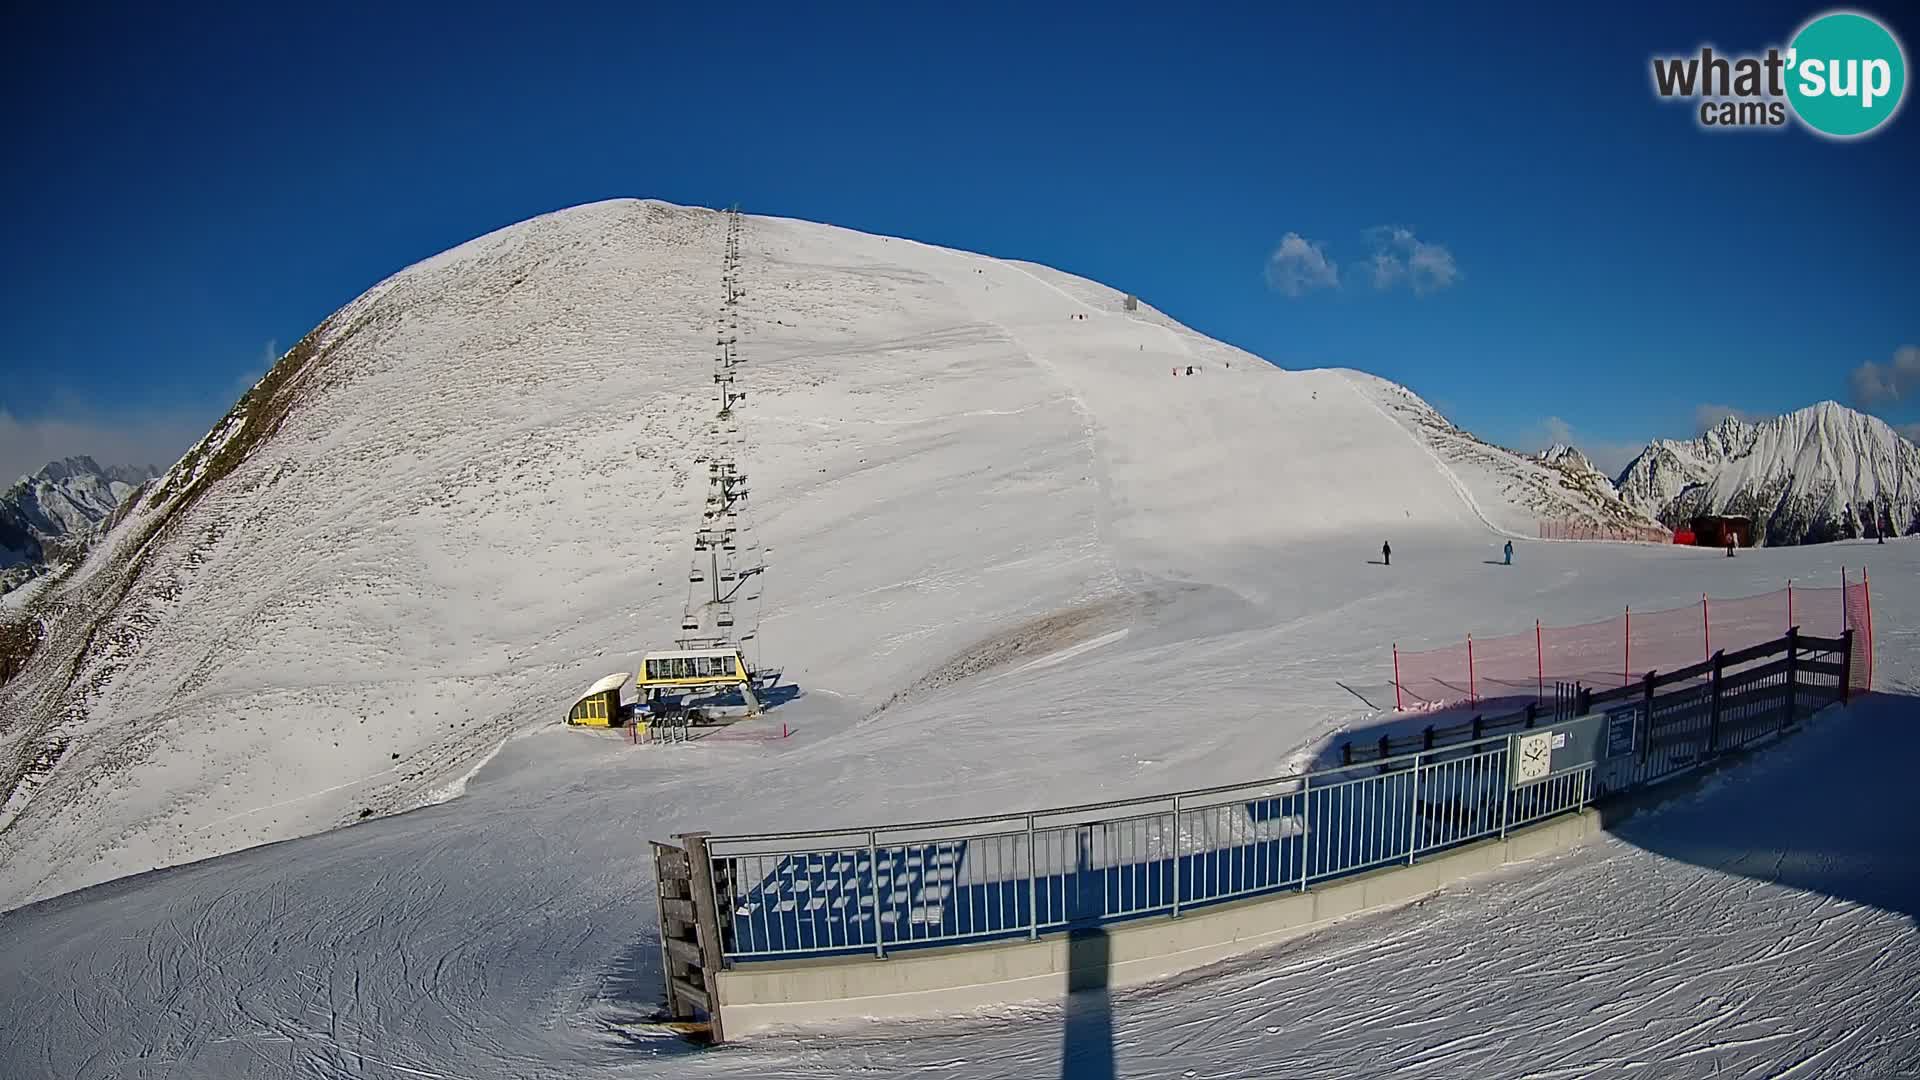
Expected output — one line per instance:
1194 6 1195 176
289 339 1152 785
1503 540 1513 565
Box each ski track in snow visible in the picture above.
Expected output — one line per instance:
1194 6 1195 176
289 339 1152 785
1338 372 1522 541
0 200 1914 1080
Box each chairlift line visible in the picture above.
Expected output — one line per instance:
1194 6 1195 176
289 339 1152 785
652 206 770 685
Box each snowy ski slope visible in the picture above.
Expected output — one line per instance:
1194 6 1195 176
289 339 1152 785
0 539 1911 1080
0 200 1912 1079
0 199 1631 909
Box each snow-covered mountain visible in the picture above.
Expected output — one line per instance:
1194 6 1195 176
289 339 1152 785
0 199 1916 1080
1363 397 1664 537
0 457 159 590
1615 402 1920 545
0 199 1637 909
1534 443 1600 477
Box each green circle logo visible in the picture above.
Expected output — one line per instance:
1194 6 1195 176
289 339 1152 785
1786 10 1907 137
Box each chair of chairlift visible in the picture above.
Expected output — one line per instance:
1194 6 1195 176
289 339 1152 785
717 612 735 628
690 568 706 582
681 617 699 631
719 569 737 582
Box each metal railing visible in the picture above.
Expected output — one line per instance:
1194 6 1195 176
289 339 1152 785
690 628 1852 964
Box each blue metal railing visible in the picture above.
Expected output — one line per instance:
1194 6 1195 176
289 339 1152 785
692 630 1847 963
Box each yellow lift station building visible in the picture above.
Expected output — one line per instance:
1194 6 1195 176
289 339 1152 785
567 672 631 727
637 648 759 714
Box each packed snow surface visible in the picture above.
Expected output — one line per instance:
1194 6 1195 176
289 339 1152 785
0 538 1911 1080
0 201 1913 1079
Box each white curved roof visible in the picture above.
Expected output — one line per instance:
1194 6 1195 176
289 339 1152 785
640 648 743 661
571 672 630 709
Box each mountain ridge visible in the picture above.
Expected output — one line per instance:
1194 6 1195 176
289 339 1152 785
1611 400 1920 544
1 456 160 591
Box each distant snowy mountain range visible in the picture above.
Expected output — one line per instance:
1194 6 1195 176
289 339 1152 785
1 456 159 591
1609 401 1920 545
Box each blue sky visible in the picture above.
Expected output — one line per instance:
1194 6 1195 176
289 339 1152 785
1 1 1915 482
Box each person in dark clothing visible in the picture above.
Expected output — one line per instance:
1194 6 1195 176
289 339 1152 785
1382 541 1391 566
1726 537 1736 557
1186 365 1195 375
1503 540 1513 565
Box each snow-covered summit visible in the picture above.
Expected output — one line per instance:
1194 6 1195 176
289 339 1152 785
1616 400 1920 543
0 455 158 571
1534 443 1598 475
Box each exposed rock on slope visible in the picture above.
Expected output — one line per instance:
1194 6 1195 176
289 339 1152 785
1364 386 1665 537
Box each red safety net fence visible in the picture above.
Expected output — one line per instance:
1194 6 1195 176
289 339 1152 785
1392 569 1875 710
1537 520 1675 543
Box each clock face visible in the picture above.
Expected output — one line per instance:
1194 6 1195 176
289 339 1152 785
1514 732 1553 783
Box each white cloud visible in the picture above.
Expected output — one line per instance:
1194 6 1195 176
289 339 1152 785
1264 232 1340 297
0 406 210 489
1849 345 1920 407
0 344 275 487
1693 403 1760 432
225 339 280 401
1363 226 1460 295
1368 251 1404 290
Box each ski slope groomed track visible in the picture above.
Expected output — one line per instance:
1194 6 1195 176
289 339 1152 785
0 539 1914 1080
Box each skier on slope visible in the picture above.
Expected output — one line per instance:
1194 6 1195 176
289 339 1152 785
1504 540 1513 566
1382 540 1391 566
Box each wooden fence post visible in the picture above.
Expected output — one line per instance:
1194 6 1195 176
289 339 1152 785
1623 606 1631 688
1639 670 1657 765
679 832 728 1043
1783 627 1799 730
1707 650 1725 754
1702 593 1711 663
1840 627 1854 704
